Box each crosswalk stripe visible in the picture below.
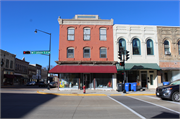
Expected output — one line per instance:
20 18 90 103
108 96 146 119
129 96 180 114
145 96 180 105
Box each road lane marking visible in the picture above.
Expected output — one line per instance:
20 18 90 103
145 96 180 105
108 96 146 119
129 96 180 114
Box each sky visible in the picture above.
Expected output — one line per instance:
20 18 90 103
1 0 179 69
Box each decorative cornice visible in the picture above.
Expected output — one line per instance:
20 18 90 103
55 61 118 65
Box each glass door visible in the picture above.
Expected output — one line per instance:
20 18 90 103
83 74 92 89
141 73 147 88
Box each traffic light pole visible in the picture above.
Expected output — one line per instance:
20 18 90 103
123 50 126 84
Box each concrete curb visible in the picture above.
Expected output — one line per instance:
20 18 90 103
37 91 155 96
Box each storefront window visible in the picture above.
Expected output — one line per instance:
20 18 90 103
94 73 112 88
59 73 79 88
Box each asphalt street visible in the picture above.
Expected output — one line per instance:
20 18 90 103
1 90 180 119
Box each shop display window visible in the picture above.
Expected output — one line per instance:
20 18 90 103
59 73 80 88
94 73 112 88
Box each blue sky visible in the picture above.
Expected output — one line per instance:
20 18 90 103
1 1 179 69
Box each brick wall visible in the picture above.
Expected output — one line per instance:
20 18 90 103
59 25 114 61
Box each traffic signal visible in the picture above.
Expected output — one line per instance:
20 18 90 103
23 51 31 54
118 51 122 60
120 61 124 66
126 50 130 61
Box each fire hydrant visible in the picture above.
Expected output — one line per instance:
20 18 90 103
83 85 86 94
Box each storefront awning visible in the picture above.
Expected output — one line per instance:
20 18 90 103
49 65 117 73
116 63 161 71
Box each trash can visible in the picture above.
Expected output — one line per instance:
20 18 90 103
130 83 134 91
117 83 124 92
132 82 137 91
129 83 131 91
125 83 130 92
163 82 170 86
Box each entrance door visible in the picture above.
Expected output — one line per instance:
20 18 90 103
141 73 147 88
83 74 92 89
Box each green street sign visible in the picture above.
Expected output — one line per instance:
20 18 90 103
31 51 50 54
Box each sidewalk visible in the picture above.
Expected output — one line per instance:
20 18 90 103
37 88 156 96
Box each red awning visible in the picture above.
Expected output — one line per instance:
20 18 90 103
49 65 117 73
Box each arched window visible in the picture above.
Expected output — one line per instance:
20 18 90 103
100 28 106 41
132 38 141 55
67 28 75 40
100 47 107 58
67 47 74 58
178 41 180 55
164 40 170 55
147 39 154 55
84 28 90 40
83 47 90 58
119 38 126 51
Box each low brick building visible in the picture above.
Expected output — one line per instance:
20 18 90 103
157 26 180 85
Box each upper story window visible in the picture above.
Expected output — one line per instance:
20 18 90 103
147 39 154 55
10 61 13 68
178 41 180 55
67 47 74 58
83 47 90 58
100 28 106 41
132 38 141 55
100 47 107 58
164 40 171 55
67 28 75 40
119 38 126 51
6 59 9 68
84 28 90 40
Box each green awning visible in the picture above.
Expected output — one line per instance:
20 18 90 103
116 63 161 71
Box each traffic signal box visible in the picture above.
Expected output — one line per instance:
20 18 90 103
126 50 130 61
118 51 122 60
23 51 31 54
120 62 124 66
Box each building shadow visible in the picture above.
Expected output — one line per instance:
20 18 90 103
1 93 58 118
152 112 179 118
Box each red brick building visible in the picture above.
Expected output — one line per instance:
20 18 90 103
50 15 117 90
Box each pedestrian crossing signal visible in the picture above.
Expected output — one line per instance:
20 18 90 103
23 51 30 54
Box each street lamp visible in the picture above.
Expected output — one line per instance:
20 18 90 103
34 29 51 83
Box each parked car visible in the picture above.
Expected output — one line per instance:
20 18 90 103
49 82 58 88
38 81 47 87
26 81 36 86
156 79 180 102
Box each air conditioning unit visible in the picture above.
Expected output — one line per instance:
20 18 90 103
165 51 171 55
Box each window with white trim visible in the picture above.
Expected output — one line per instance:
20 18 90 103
164 40 170 55
119 38 126 51
67 47 74 58
84 28 90 40
147 39 154 55
132 38 141 55
67 28 75 40
83 47 90 58
100 47 107 58
100 28 106 41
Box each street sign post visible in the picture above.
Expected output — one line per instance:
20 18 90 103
31 51 50 54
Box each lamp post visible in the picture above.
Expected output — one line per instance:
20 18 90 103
34 29 51 83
